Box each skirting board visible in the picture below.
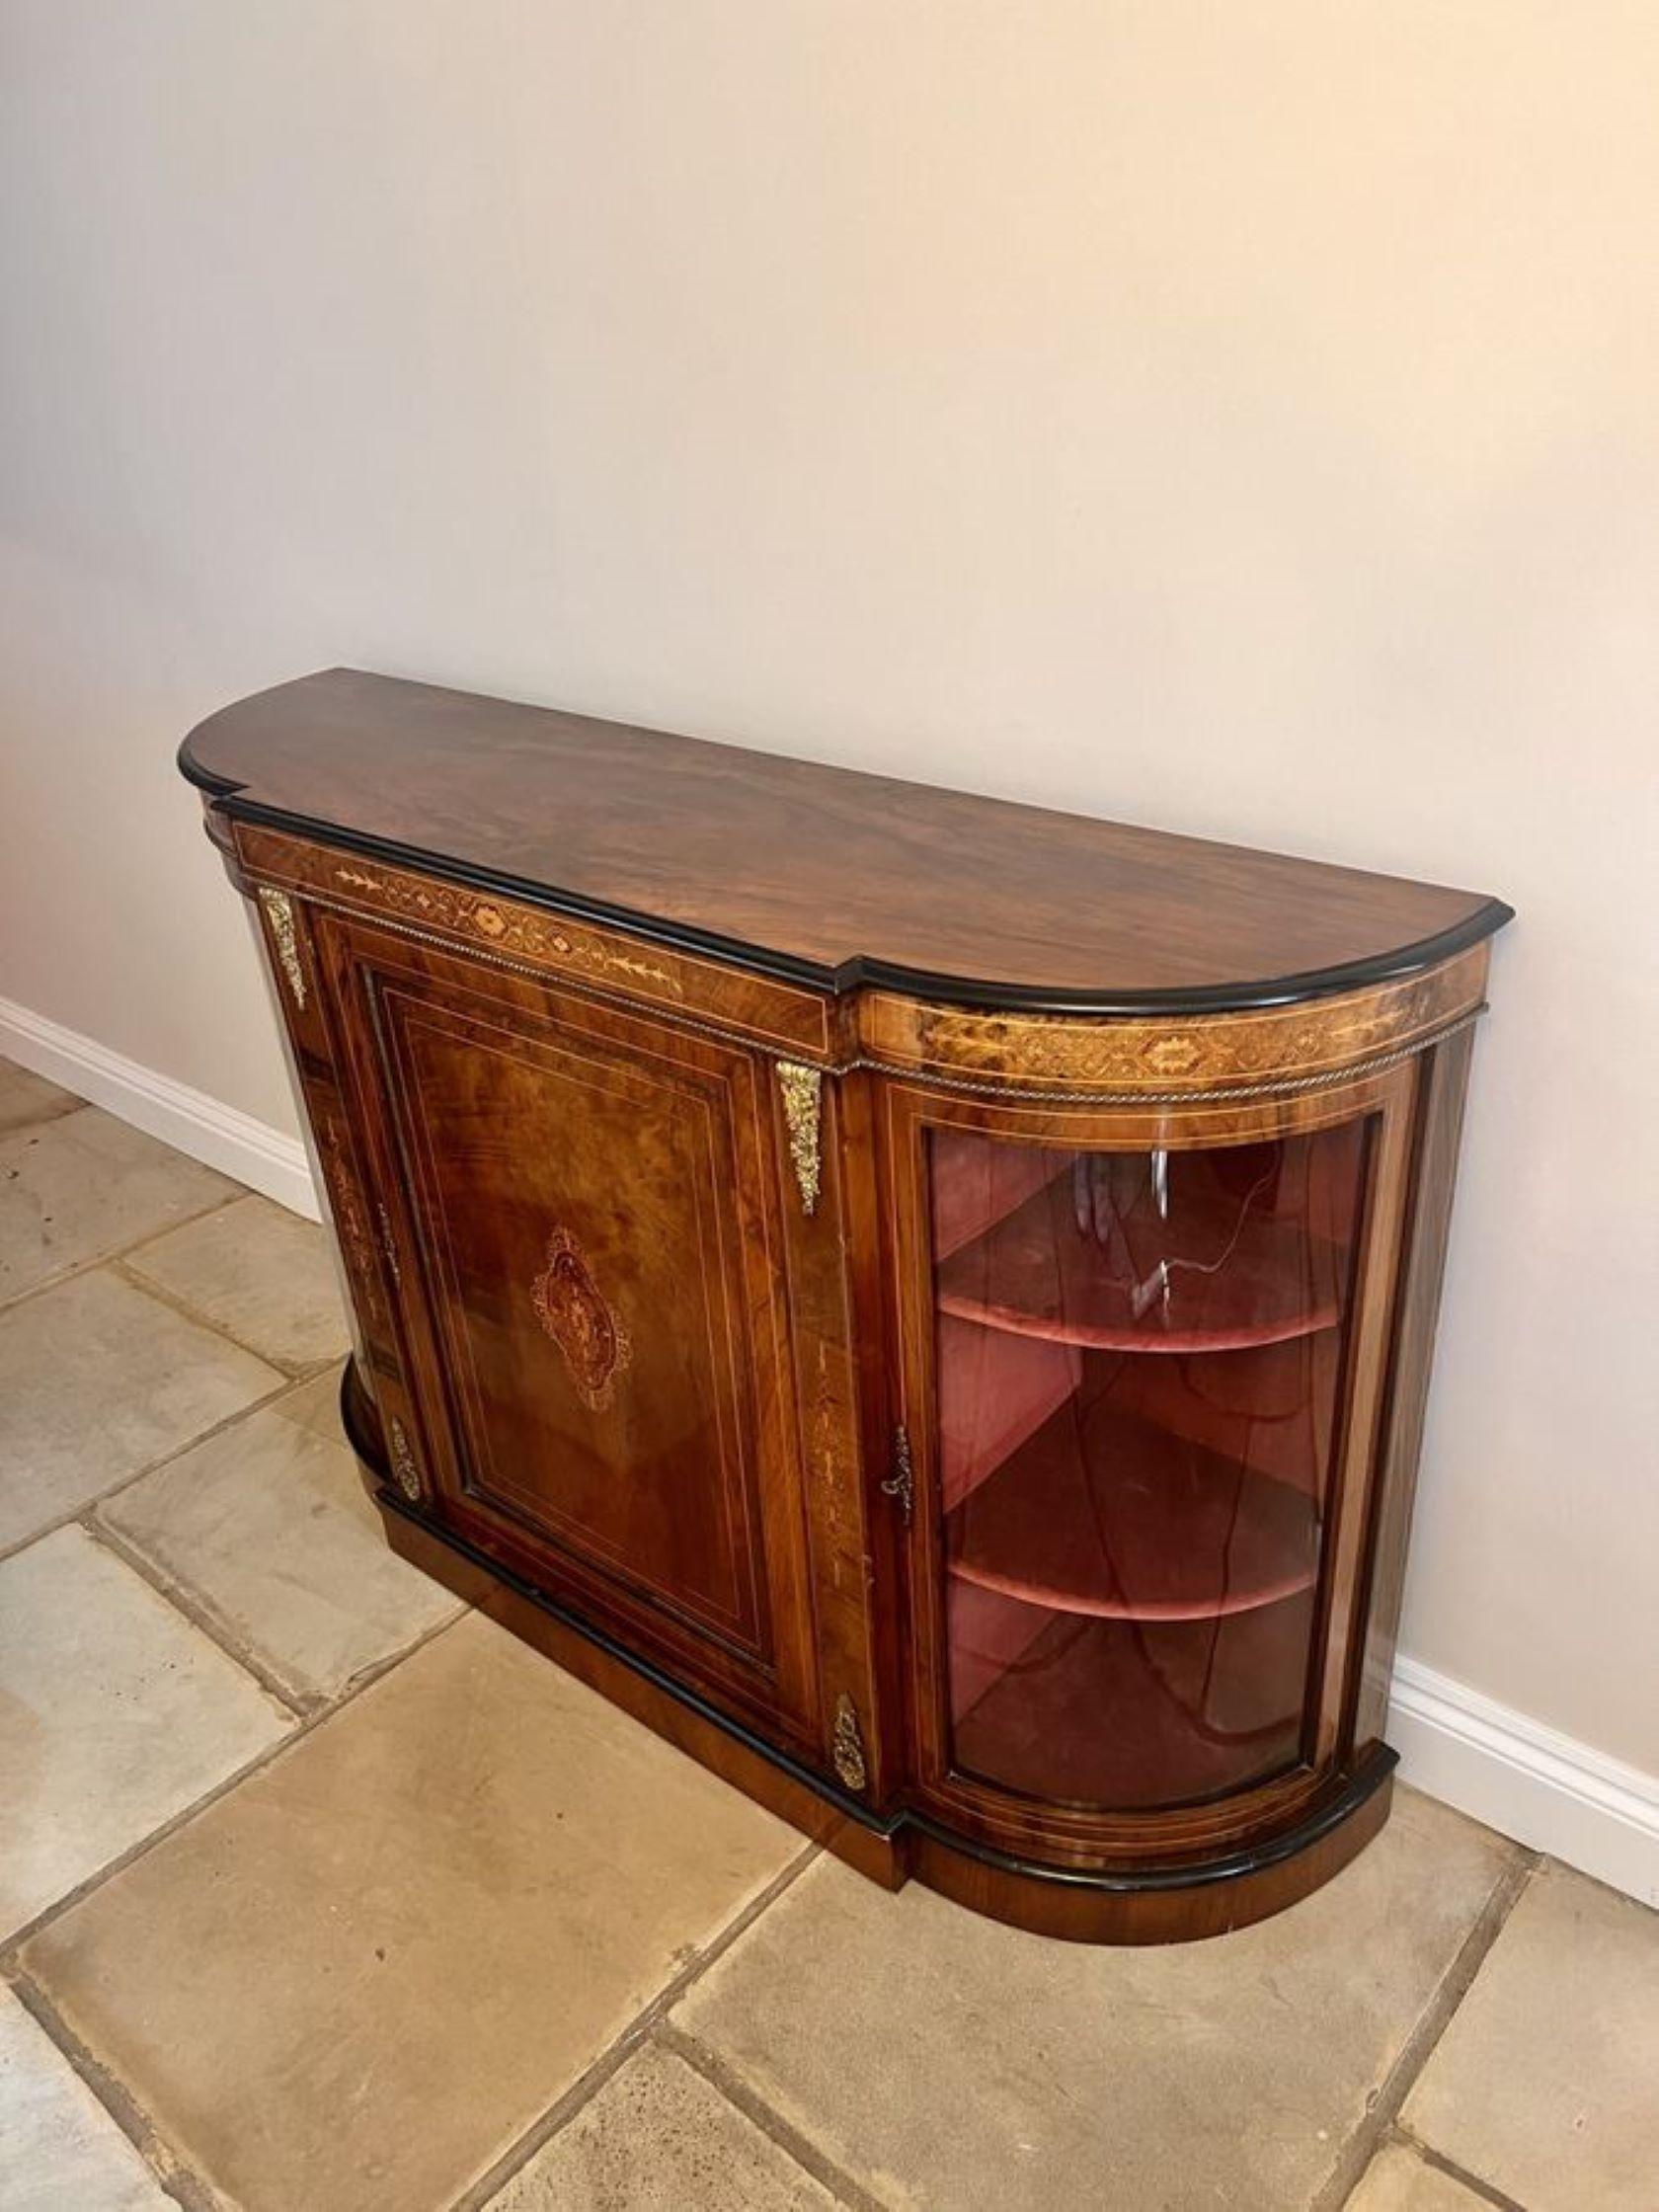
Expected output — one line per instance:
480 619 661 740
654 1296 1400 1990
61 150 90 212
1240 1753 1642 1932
0 992 320 1222
1389 1657 1659 1907
2 992 1654 1905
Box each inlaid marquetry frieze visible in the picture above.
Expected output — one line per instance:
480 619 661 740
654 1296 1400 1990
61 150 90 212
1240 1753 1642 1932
234 825 1485 1101
233 824 832 1059
329 861 679 996
856 947 1488 1094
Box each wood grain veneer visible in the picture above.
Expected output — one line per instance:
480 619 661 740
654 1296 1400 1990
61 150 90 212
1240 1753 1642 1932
183 667 1509 1012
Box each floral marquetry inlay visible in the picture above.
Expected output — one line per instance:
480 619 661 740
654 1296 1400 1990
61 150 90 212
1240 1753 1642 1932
318 1122 383 1321
531 1227 633 1414
232 825 839 1059
858 949 1488 1095
328 861 679 994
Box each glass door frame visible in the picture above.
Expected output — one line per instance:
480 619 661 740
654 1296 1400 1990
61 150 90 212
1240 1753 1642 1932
878 1060 1423 1866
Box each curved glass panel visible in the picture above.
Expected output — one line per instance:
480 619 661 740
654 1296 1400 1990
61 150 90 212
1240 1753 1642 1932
928 1123 1368 1810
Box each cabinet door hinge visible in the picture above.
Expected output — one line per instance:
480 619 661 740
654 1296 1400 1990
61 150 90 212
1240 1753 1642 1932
830 1692 869 1794
880 1423 914 1525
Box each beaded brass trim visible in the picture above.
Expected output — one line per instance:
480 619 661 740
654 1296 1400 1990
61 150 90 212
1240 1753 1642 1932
531 1226 633 1414
831 1692 869 1793
776 1062 823 1215
258 888 306 1010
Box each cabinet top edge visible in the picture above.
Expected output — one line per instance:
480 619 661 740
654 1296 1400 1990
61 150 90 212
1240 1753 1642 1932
181 668 1512 1018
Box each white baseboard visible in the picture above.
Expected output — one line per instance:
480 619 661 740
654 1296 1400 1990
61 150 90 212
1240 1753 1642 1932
0 993 320 1221
1389 1655 1659 1906
3 993 1654 1902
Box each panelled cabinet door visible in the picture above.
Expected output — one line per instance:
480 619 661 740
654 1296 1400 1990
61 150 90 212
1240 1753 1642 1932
881 1069 1418 1864
314 912 820 1749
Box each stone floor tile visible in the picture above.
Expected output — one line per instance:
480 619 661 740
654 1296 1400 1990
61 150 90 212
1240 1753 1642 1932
101 1396 461 1704
1346 2140 1491 2209
0 1060 80 1136
0 1984 169 2211
269 1360 352 1445
20 1614 801 2212
483 2043 838 2211
0 1526 293 1937
0 1107 236 1304
675 1787 1517 2212
0 1269 282 1551
1402 1861 1659 2211
125 1193 349 1371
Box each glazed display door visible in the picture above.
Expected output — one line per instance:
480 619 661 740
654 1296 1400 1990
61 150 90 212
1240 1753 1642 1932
314 911 820 1749
890 1085 1409 1839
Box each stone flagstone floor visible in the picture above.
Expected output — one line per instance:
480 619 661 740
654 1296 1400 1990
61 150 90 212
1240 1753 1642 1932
0 1055 1654 2210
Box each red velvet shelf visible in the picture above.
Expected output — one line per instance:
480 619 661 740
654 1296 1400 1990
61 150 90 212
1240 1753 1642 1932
936 1168 1346 1355
950 1595 1312 1810
930 1130 1072 1261
946 1404 1320 1623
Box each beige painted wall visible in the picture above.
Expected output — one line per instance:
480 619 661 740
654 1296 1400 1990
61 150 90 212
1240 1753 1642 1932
2 4 1654 1774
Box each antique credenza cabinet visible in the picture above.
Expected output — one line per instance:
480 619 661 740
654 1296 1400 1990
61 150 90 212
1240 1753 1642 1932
182 669 1510 1942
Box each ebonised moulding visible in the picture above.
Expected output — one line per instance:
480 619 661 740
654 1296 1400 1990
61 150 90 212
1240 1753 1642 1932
184 667 1509 1941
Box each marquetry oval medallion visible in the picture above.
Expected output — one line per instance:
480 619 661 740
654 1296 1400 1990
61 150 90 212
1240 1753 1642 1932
531 1227 632 1414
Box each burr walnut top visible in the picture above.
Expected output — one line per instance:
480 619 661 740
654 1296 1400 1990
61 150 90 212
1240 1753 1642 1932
182 667 1509 1013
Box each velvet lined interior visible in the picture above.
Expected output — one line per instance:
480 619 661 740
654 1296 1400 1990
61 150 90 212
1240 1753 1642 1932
931 1124 1366 1810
